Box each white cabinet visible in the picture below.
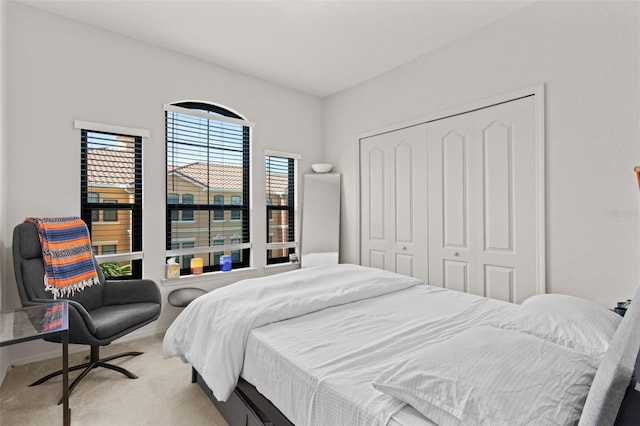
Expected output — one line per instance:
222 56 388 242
301 173 341 265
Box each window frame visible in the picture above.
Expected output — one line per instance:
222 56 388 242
265 151 300 265
165 101 253 275
79 123 146 280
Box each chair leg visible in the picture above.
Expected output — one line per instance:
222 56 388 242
28 345 143 405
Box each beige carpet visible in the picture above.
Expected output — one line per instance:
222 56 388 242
0 333 228 425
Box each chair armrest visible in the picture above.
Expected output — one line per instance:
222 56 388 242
103 279 161 306
31 297 97 335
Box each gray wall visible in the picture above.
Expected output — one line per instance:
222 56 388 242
323 1 640 307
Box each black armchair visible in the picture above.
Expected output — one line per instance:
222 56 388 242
12 221 162 401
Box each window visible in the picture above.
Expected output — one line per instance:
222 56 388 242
88 193 100 222
182 194 194 221
102 244 117 255
213 195 224 221
165 101 252 275
266 153 298 264
231 196 241 221
103 200 118 222
168 193 179 221
80 126 144 279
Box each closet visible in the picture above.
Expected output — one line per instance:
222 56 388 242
360 93 543 303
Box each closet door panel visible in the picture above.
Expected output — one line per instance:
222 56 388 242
443 260 468 293
394 142 414 244
483 121 514 253
442 131 468 249
360 125 427 282
427 112 475 291
428 96 537 302
474 97 536 303
368 148 386 241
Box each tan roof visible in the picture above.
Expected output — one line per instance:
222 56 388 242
89 149 288 193
88 148 135 186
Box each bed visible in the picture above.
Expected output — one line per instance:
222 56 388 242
163 264 640 426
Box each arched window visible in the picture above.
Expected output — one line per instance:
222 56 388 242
165 101 252 274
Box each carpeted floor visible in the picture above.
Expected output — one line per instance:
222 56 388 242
0 333 228 425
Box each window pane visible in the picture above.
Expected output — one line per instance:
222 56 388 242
166 102 251 275
266 155 296 265
81 129 142 279
268 209 293 243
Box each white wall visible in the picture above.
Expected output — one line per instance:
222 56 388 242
0 0 9 382
324 1 640 307
3 2 323 365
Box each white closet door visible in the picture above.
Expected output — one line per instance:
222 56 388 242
360 125 428 281
427 96 537 303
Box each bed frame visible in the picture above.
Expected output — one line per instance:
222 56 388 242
191 349 640 426
192 368 293 426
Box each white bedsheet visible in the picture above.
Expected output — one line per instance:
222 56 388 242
241 283 523 426
162 264 422 403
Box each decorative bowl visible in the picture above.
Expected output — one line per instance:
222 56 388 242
311 163 333 173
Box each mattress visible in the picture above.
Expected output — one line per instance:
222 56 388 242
240 284 522 426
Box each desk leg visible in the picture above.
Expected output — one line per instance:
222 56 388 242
62 331 70 426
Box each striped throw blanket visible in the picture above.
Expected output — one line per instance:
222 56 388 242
26 217 100 298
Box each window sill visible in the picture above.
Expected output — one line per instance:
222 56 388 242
263 262 300 275
161 267 257 287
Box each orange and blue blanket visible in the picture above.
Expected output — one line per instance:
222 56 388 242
26 217 100 298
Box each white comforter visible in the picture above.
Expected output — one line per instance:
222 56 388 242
162 264 422 402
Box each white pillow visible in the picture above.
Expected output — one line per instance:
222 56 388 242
488 308 614 358
372 326 598 426
517 293 621 357
522 293 621 332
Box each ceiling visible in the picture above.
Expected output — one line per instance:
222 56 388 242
19 0 536 98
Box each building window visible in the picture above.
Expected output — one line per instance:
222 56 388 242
231 196 241 221
102 244 117 255
165 101 252 275
182 194 194 221
88 193 100 222
265 153 298 264
80 127 143 279
103 200 118 222
213 195 224 221
168 193 179 221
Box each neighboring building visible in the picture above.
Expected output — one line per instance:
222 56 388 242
87 147 290 269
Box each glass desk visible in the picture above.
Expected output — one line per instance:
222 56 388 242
0 301 70 426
